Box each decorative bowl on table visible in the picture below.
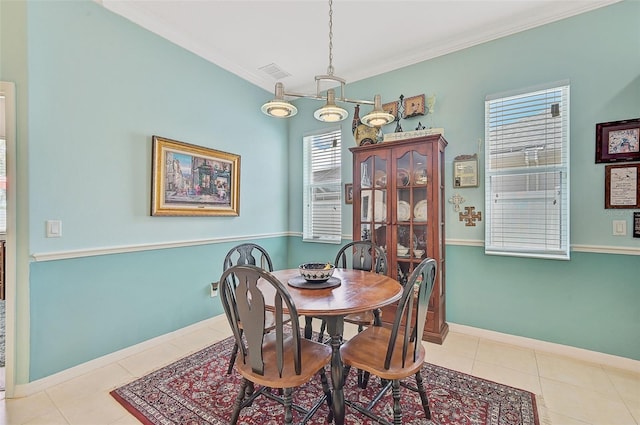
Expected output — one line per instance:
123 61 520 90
299 263 335 282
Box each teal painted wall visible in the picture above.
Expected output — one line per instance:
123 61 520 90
3 0 292 382
27 1 289 253
1 0 639 383
288 1 640 360
28 238 288 379
446 247 640 360
290 0 640 249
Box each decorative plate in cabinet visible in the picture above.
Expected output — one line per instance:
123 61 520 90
398 201 411 221
414 200 428 221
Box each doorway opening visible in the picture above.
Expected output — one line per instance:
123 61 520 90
0 81 16 397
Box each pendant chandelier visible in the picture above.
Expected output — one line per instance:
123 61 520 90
261 0 394 127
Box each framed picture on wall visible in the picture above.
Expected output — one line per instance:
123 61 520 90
453 154 479 188
595 118 640 163
403 94 425 118
151 135 240 216
604 163 640 209
344 183 353 204
382 101 398 120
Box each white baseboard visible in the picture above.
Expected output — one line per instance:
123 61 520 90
448 322 640 373
12 317 639 398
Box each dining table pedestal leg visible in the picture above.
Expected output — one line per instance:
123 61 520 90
324 316 345 425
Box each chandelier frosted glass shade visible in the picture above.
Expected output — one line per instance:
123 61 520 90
313 89 348 122
361 94 395 127
261 100 298 118
261 82 298 118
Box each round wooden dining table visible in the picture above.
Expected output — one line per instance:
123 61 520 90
264 268 403 425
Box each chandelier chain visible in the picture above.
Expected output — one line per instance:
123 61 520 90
261 0 393 125
327 0 334 76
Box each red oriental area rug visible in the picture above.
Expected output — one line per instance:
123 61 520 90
111 336 540 425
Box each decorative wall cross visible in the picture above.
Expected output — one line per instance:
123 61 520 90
448 193 465 212
459 206 482 226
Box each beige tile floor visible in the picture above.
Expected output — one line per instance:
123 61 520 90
0 315 638 425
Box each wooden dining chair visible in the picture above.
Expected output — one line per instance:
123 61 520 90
314 241 388 338
219 265 333 425
310 240 387 388
223 242 274 272
339 257 437 424
222 243 290 375
335 240 388 331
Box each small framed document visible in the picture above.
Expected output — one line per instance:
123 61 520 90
605 164 640 209
634 212 640 238
453 154 479 188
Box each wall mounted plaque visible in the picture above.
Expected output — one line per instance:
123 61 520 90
604 163 640 209
453 154 479 188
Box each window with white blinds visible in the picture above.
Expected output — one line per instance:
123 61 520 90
485 82 570 260
303 128 342 244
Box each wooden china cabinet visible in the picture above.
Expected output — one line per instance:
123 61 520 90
349 135 448 344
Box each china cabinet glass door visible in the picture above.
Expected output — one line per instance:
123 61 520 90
394 150 429 285
359 155 388 255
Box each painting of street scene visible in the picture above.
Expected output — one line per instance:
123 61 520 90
166 152 232 204
151 136 240 216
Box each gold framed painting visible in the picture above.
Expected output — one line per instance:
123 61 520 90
151 135 240 216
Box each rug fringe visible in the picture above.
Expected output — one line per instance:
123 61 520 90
535 393 553 425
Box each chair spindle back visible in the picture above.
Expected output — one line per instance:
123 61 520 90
334 240 387 274
220 265 302 377
223 243 274 272
384 258 437 370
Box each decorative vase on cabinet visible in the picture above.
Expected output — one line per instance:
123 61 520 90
349 135 448 344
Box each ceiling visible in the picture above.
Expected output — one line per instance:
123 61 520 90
98 0 619 96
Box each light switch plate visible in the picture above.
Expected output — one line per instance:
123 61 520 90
46 220 62 238
612 220 626 236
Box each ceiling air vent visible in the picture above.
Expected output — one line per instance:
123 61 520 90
259 63 291 80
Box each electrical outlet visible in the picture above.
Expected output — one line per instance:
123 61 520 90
210 282 219 297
